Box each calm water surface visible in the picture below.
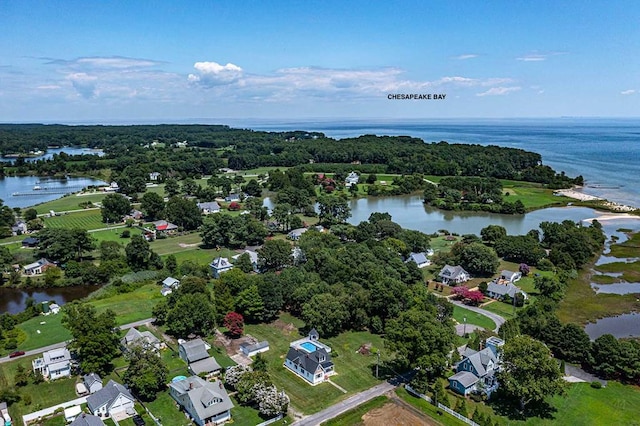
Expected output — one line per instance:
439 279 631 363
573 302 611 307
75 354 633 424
0 286 99 314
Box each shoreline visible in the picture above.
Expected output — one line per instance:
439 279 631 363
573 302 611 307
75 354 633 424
555 186 638 213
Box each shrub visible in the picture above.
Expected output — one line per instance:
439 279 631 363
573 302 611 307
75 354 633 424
590 381 602 389
121 230 131 238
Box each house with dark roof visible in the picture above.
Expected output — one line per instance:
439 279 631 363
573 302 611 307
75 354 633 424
83 373 103 394
179 339 221 377
225 193 241 203
406 252 431 268
169 376 233 426
197 201 221 214
284 329 334 385
22 236 40 247
86 380 135 419
449 336 504 396
438 264 470 285
121 327 164 352
70 413 105 426
23 258 55 275
209 257 233 278
32 347 71 380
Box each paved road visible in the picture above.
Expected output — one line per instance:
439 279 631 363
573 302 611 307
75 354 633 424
451 300 506 332
0 317 154 364
292 381 396 426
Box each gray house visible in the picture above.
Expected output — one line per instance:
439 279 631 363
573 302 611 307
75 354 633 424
70 413 106 426
121 327 164 352
486 282 527 301
83 373 103 394
86 380 135 418
169 376 233 426
438 264 470 285
287 228 308 241
179 339 221 377
209 257 233 278
197 201 221 214
406 252 431 268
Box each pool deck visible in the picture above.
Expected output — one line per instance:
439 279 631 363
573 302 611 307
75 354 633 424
290 337 332 353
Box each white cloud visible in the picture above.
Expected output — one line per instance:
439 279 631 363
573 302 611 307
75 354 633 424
621 89 636 95
476 86 521 96
46 56 163 70
453 54 478 60
188 62 243 87
517 54 547 62
66 73 98 98
36 85 62 90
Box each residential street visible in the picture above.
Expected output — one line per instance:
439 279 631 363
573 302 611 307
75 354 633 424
0 317 154 364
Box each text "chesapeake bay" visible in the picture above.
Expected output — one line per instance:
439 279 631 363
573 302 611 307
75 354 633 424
387 93 446 100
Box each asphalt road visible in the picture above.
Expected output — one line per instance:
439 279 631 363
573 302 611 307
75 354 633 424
0 317 154 364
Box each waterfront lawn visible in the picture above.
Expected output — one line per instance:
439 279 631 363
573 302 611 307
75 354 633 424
609 231 640 258
244 313 390 414
43 209 106 230
16 314 71 351
453 306 496 331
90 283 162 324
32 193 107 214
323 395 389 426
500 180 570 210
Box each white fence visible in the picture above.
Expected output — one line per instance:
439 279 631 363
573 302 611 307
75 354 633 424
256 413 284 426
405 385 479 426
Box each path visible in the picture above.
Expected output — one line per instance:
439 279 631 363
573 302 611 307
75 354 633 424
292 381 396 426
450 300 505 332
0 317 154 364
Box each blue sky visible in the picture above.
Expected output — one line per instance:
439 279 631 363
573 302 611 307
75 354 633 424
1 1 638 122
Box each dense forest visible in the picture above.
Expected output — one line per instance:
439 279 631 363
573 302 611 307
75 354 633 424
0 124 581 187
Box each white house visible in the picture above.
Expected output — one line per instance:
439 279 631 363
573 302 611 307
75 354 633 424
197 201 221 214
32 347 71 380
486 282 528 301
406 252 431 268
438 264 471 285
23 258 55 275
121 327 164 352
209 257 233 278
83 373 104 394
345 171 359 187
179 339 221 377
169 376 233 426
284 329 334 385
86 380 135 419
161 276 180 296
149 172 161 181
239 341 270 357
497 270 522 284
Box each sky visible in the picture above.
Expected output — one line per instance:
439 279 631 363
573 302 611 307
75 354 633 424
1 1 639 123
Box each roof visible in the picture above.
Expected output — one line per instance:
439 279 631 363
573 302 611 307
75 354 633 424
162 277 180 287
407 252 429 265
24 258 53 271
308 328 319 340
189 356 221 374
487 282 522 298
465 347 497 377
288 228 308 238
121 327 160 347
197 201 220 211
170 376 233 421
43 347 70 364
501 270 519 280
153 220 178 231
232 250 259 265
180 339 210 362
70 414 106 426
439 264 469 279
84 373 102 388
86 380 134 413
210 257 232 269
285 346 333 375
22 237 40 245
449 371 479 388
239 341 269 352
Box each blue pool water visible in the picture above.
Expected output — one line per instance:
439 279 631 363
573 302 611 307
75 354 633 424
300 341 318 352
172 376 187 382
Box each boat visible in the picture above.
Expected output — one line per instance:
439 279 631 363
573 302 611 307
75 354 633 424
33 185 41 190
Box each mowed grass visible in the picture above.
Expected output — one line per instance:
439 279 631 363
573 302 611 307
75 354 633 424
16 314 71 351
90 284 162 324
43 209 107 230
89 227 142 244
323 395 389 425
31 192 107 214
148 233 203 255
453 306 496 331
244 313 391 414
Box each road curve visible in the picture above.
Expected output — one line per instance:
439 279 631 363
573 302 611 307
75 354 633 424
451 300 506 332
0 317 154 364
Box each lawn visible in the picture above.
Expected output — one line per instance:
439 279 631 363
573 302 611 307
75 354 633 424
481 300 518 320
500 180 570 210
396 387 466 426
148 232 203 255
145 390 192 426
43 209 107 230
89 227 142 244
453 306 496 331
90 284 162 324
30 192 107 214
244 313 392 414
16 314 71 352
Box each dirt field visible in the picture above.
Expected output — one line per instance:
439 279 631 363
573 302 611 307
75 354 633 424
361 401 439 426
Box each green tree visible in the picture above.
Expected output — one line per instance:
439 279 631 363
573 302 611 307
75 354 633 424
480 225 507 245
100 241 123 261
140 192 165 220
164 178 180 197
125 235 152 270
456 242 500 276
258 239 292 271
165 197 202 230
165 254 178 274
242 179 262 197
100 193 131 224
422 183 439 203
235 284 265 323
498 335 565 411
123 346 168 401
235 253 255 273
301 293 348 338
534 275 565 301
24 208 38 221
166 293 216 337
317 195 351 226
62 304 120 376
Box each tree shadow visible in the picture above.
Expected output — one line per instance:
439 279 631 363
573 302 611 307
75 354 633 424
488 390 558 421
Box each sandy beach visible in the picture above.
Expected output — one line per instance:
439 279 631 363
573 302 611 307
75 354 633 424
555 188 638 213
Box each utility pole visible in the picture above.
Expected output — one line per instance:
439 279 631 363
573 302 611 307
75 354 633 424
463 316 467 337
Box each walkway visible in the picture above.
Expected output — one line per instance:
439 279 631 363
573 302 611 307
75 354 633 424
0 317 154 364
22 395 88 424
451 300 505 332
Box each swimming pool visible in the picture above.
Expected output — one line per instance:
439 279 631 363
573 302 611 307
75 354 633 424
172 375 187 383
300 341 318 353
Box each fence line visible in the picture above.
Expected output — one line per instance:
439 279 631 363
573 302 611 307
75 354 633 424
405 385 478 426
256 413 284 426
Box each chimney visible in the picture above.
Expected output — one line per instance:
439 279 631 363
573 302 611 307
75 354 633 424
189 381 194 390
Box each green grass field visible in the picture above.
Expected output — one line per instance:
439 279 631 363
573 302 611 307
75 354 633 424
16 314 71 352
89 227 142 243
31 193 107 214
244 313 391 414
43 209 107 230
453 306 496 331
90 283 162 324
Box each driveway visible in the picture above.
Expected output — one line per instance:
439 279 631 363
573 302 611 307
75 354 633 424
451 300 505 332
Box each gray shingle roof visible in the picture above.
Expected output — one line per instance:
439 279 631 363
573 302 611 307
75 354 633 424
449 371 479 388
285 346 333 375
180 339 209 362
487 282 522 298
197 201 220 211
83 373 102 388
86 380 134 413
189 356 221 375
439 264 469 279
70 414 106 426
170 376 233 422
239 341 269 353
407 252 429 265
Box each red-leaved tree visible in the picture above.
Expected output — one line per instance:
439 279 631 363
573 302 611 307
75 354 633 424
223 312 244 338
228 201 241 211
466 290 485 306
451 286 469 300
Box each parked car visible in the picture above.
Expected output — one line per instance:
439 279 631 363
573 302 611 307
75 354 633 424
132 415 145 426
9 350 25 358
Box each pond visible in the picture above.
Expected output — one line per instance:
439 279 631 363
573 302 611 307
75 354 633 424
0 285 100 315
584 313 640 340
0 147 104 163
0 175 107 209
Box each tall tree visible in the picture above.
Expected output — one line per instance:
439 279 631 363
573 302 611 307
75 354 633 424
498 335 565 412
317 195 351 226
258 239 292 271
100 193 131 223
123 346 168 401
165 196 202 230
140 192 165 220
62 304 120 376
125 235 153 270
301 293 348 337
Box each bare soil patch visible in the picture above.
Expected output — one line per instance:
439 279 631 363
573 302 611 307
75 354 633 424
362 402 437 426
